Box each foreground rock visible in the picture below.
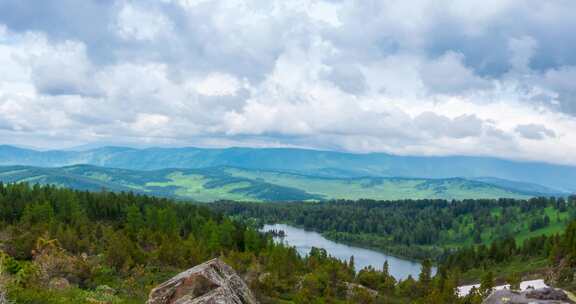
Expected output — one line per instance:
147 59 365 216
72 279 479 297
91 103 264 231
459 279 549 297
147 258 259 304
483 287 574 304
344 282 378 298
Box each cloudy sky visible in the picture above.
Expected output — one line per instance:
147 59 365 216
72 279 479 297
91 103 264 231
1 0 576 164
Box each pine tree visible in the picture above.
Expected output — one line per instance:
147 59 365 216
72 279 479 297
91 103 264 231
349 255 355 272
480 271 494 297
507 272 521 291
382 260 389 277
126 205 144 238
418 259 432 297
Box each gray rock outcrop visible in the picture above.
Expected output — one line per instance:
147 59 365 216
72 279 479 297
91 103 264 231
483 288 574 304
147 258 258 304
344 282 378 298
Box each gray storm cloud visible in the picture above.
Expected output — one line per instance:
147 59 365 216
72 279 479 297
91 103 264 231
515 124 557 140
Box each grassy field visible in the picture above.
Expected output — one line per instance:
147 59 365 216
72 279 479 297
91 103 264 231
440 207 569 248
145 172 255 202
225 168 531 201
514 207 569 243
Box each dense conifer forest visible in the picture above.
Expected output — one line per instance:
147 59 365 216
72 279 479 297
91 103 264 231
213 197 576 260
1 183 576 303
2 0 575 302
0 183 473 303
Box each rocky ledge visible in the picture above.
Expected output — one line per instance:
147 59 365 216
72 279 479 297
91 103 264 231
147 258 258 304
483 287 574 304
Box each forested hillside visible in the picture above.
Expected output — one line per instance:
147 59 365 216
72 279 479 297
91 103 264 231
1 145 575 192
2 183 576 303
213 197 576 260
444 217 576 290
0 183 475 303
215 197 576 299
3 0 575 303
0 165 555 202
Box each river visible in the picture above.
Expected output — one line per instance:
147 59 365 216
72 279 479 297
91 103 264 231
262 223 432 280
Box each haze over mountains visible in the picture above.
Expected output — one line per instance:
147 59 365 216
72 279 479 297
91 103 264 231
0 145 573 201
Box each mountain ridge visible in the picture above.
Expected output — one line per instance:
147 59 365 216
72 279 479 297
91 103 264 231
0 164 564 202
1 145 575 192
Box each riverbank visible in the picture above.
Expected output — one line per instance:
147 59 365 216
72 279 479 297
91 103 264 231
261 221 433 263
261 223 433 280
323 230 444 261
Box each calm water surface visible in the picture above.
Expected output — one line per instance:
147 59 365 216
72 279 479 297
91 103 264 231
262 223 434 280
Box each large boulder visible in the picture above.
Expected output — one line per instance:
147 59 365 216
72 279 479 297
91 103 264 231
0 289 8 304
344 282 378 299
147 258 259 304
527 288 574 302
483 288 574 304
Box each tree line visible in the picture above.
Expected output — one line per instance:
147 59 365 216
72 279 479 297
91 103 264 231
2 183 575 303
212 197 575 260
0 182 481 303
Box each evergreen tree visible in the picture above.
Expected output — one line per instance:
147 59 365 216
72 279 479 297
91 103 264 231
126 204 144 237
349 255 355 272
418 259 432 297
480 271 494 297
506 272 521 291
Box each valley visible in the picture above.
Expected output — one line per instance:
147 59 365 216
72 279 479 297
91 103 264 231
0 164 559 202
1 145 574 192
3 1 575 302
214 198 574 261
1 145 575 304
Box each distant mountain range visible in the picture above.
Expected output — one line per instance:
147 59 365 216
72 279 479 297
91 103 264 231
0 165 564 202
1 145 575 193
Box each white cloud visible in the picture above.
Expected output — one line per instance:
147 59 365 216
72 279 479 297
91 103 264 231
193 73 242 96
130 113 170 133
515 123 556 140
115 3 173 41
420 52 491 94
446 0 515 35
1 1 576 165
414 112 485 139
30 40 98 96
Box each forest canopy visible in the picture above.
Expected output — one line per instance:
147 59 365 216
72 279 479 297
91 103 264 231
1 183 575 303
213 197 576 260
